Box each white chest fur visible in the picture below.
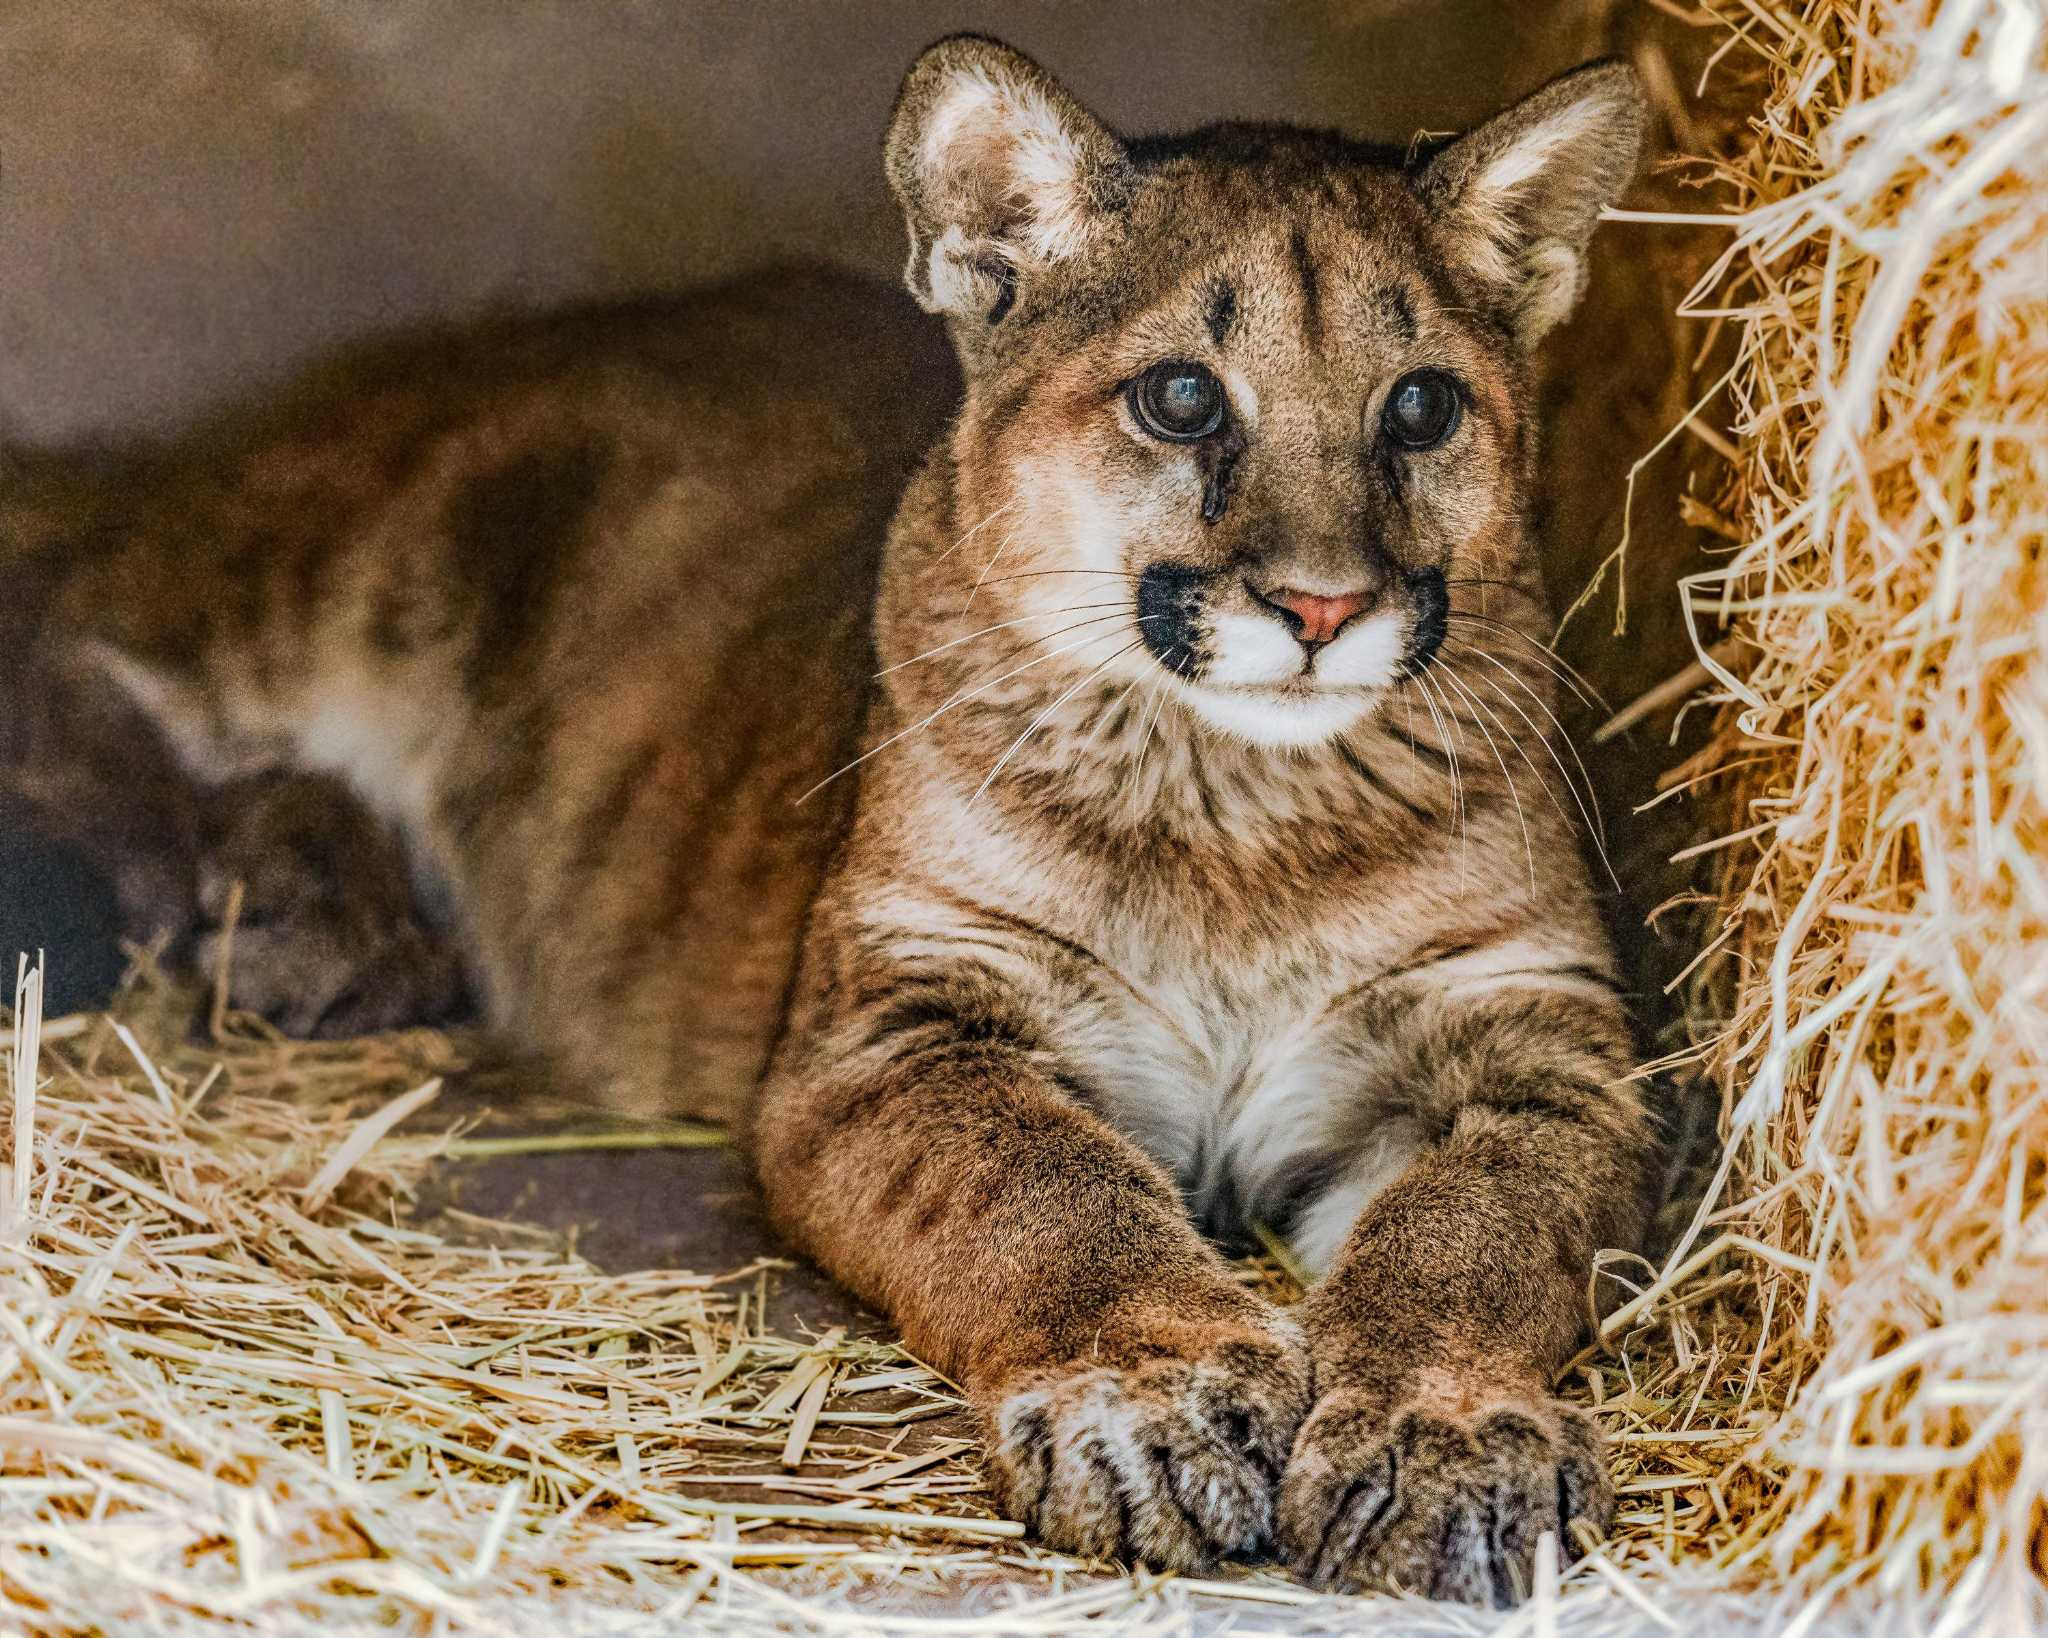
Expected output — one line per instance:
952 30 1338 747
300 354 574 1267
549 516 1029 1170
879 793 1429 1275
1032 936 1426 1274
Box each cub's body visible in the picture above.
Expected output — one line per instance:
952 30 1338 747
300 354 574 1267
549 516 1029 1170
28 272 956 1099
814 652 1619 1269
14 37 1658 1608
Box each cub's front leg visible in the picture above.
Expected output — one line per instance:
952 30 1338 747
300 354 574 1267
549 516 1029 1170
1278 982 1653 1605
752 952 1310 1568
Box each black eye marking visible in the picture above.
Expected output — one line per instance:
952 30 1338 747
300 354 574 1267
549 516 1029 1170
1381 369 1461 451
1196 432 1236 522
1205 281 1237 346
1200 455 1236 525
1198 425 1245 525
1128 360 1227 443
1136 561 1208 677
975 255 1017 325
1401 566 1449 673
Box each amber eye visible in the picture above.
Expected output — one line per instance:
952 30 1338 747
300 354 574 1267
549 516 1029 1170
1129 361 1226 443
1382 369 1461 450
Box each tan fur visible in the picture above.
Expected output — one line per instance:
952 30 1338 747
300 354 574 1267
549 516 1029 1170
756 41 1654 1603
13 42 1655 1606
24 270 957 1113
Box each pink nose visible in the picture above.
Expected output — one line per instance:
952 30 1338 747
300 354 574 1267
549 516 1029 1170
1258 585 1373 646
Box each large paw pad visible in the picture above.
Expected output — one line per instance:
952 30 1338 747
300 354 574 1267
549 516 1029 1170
988 1329 1311 1570
1280 1392 1612 1606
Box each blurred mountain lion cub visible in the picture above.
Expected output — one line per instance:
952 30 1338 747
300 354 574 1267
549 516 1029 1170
27 37 1652 1606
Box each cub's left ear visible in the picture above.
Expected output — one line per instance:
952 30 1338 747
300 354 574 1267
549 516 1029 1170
885 36 1132 332
1415 60 1646 349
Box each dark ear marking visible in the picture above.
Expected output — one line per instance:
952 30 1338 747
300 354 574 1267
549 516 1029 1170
1205 280 1237 346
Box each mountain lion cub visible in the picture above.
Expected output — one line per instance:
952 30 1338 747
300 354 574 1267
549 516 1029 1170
26 37 1652 1605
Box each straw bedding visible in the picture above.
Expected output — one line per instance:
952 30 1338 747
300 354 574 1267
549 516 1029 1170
3 0 2044 1630
1 963 1771 1633
0 964 1022 1634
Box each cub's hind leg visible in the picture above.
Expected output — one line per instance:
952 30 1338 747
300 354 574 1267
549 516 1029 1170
754 944 1313 1569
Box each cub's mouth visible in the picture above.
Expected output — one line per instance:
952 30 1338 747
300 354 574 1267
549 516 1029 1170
1133 560 1449 747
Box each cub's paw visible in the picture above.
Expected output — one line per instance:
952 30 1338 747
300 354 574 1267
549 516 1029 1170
987 1320 1312 1569
1279 1386 1611 1606
195 919 467 1039
193 776 468 1038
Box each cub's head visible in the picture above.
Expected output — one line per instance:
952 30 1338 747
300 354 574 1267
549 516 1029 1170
884 36 1642 750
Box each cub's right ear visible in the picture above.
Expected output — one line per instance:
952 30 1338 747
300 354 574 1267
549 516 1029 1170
884 35 1131 329
1415 59 1646 349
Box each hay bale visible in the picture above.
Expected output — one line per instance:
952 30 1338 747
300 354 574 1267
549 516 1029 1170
1657 0 2048 1617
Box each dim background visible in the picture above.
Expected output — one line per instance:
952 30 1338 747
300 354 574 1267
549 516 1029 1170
3 0 1649 441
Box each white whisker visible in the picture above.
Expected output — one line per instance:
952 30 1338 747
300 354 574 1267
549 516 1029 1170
934 496 1020 563
876 602 1125 678
1135 664 1177 774
1433 660 1536 892
1078 667 1151 755
1443 612 1607 713
1409 671 1468 876
952 609 1146 685
977 568 1141 587
1436 655 1575 832
1445 642 1620 891
972 639 1149 803
796 623 1142 805
963 524 1022 612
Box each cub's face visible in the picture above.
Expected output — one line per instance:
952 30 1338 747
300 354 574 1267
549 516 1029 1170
961 170 1527 750
886 38 1643 750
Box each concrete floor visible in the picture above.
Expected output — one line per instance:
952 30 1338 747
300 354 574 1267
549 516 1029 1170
419 1107 866 1340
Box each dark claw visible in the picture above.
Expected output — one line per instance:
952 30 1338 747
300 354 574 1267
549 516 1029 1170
1281 1390 1613 1607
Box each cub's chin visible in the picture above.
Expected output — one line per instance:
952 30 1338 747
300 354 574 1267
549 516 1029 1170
1178 679 1384 750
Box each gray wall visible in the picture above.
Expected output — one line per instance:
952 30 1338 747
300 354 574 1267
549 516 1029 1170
2 0 1612 442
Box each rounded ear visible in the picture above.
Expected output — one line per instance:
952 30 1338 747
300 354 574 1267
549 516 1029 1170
1414 59 1647 349
884 35 1132 329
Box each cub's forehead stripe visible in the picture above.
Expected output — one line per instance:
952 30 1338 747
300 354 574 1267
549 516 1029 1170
1288 224 1323 344
1205 281 1237 346
1383 284 1418 345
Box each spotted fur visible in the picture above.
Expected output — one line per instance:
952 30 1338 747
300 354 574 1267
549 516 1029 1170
18 40 1654 1607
